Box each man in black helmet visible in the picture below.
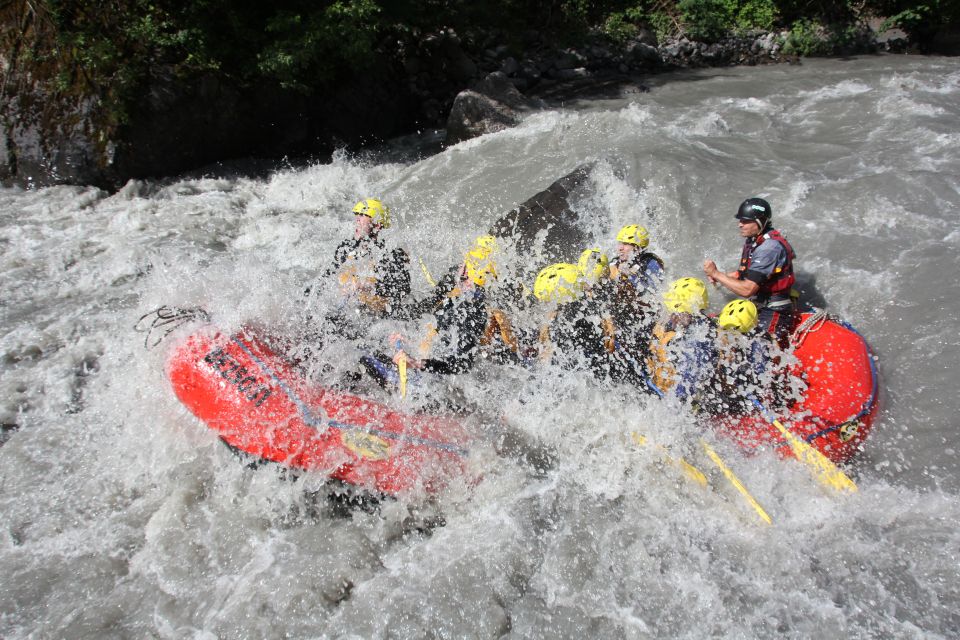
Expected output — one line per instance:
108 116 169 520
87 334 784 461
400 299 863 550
702 197 798 347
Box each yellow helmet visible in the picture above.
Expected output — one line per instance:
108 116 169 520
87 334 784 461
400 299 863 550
717 299 759 334
616 224 650 248
534 263 583 303
577 248 610 284
352 198 390 228
464 235 498 287
662 277 708 314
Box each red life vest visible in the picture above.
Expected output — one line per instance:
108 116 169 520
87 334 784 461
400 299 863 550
737 229 795 298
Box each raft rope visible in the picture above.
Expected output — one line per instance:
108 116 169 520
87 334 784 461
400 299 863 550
135 306 211 349
790 307 829 348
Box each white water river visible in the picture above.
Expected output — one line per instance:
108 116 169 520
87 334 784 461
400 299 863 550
2 54 959 638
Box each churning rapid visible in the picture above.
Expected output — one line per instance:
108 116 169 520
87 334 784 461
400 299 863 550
2 54 959 638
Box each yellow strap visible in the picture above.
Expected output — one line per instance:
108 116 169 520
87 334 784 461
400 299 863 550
482 309 520 352
601 316 616 354
647 324 677 392
537 313 556 363
357 290 388 313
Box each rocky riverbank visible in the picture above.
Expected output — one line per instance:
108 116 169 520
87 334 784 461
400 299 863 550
0 19 941 190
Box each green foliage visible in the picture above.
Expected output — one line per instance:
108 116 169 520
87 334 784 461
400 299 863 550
678 0 733 42
871 0 960 39
602 6 652 43
9 0 958 139
782 18 831 56
735 0 778 31
649 11 679 40
256 1 382 91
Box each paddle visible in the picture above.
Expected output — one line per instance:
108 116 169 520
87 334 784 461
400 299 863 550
749 396 858 493
418 257 437 287
631 432 707 487
394 339 408 398
616 344 772 524
700 438 773 525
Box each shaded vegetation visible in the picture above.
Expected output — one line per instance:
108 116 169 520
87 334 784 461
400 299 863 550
1 0 955 184
5 0 956 110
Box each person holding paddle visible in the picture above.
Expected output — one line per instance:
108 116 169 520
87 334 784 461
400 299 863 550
645 277 717 401
325 198 412 321
362 235 501 390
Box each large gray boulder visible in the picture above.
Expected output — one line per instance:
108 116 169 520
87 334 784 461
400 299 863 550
445 72 542 145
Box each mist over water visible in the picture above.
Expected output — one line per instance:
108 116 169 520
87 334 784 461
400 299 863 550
2 55 960 638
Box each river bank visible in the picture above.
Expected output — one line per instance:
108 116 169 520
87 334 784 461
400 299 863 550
1 4 954 190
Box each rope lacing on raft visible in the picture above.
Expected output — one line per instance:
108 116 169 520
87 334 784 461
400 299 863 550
791 307 829 348
134 306 211 349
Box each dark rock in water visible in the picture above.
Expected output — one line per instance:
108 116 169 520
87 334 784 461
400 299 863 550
445 72 541 145
635 27 659 48
625 41 662 67
554 50 586 71
491 164 593 264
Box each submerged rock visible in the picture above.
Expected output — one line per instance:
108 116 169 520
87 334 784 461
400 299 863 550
445 72 542 145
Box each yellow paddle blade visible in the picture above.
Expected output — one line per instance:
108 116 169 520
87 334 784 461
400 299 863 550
700 439 773 526
398 356 408 398
631 432 708 487
418 257 437 287
771 419 858 493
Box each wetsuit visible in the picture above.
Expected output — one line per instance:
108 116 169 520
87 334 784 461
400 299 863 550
698 329 773 416
610 250 665 362
420 286 489 374
737 229 797 347
327 235 411 319
540 295 618 380
646 313 718 402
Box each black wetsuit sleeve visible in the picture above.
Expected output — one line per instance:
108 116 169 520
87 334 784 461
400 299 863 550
420 295 486 374
325 238 358 277
408 268 459 318
375 248 412 314
741 269 768 285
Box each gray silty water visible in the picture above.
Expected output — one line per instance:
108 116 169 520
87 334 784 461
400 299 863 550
1 55 959 638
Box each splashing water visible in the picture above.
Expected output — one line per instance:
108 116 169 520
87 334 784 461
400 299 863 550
2 55 960 638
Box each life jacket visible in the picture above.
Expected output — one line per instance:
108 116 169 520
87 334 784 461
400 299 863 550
335 238 389 312
610 252 665 290
646 323 678 392
481 308 520 353
737 229 795 299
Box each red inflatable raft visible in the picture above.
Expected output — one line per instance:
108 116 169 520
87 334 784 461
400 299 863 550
166 327 475 496
719 311 880 463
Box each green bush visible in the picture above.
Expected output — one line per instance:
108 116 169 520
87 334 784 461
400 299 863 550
649 11 679 40
256 1 382 91
678 0 734 42
735 0 778 31
782 18 831 55
602 6 651 43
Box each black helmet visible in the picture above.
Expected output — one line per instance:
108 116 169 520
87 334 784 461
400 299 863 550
735 198 772 226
